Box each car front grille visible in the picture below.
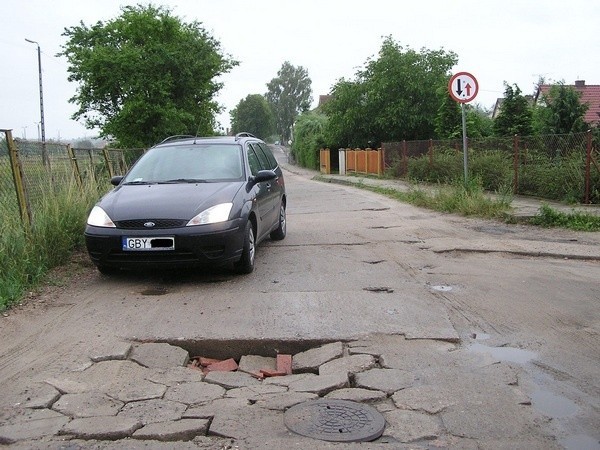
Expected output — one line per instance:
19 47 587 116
115 219 187 229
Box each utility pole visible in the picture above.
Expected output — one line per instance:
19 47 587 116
25 38 49 167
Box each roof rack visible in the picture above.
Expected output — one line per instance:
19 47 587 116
235 132 256 141
159 135 195 144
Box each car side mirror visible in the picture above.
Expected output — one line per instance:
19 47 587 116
110 176 124 186
249 170 277 185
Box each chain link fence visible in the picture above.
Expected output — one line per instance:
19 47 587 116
1 130 144 227
383 131 599 204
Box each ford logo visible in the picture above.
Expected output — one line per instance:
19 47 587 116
144 222 156 228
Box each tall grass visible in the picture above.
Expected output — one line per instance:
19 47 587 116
0 179 102 310
368 177 512 219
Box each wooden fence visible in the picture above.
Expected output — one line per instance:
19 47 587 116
320 148 385 176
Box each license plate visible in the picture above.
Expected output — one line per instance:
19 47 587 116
122 236 175 251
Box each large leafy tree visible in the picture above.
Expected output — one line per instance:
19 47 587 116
324 37 458 148
493 83 533 136
265 62 312 144
59 5 237 147
230 94 274 139
534 83 589 134
435 87 462 139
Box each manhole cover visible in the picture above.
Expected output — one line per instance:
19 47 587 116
284 399 385 442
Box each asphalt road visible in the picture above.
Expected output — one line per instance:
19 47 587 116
0 145 598 448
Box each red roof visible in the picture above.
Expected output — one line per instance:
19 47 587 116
537 81 600 125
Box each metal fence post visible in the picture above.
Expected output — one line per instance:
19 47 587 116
402 140 407 176
3 129 31 227
67 144 83 188
103 148 114 178
585 130 591 204
428 139 433 169
513 134 520 195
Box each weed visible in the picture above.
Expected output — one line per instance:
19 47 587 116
530 204 600 231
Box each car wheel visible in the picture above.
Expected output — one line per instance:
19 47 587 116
235 221 255 274
270 203 286 240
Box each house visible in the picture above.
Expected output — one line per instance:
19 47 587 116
535 80 600 126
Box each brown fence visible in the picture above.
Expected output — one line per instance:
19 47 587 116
345 148 384 176
1 130 144 227
320 148 331 174
382 131 599 204
320 148 385 176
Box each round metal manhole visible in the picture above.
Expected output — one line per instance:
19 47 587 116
284 399 385 442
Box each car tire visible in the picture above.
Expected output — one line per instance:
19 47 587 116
235 221 255 274
270 203 286 241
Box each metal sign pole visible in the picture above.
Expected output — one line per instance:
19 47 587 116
448 72 478 188
461 103 468 186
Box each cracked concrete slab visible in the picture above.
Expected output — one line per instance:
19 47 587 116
52 391 123 417
59 416 142 440
117 399 187 425
129 342 190 369
164 381 226 405
132 419 209 441
0 409 69 444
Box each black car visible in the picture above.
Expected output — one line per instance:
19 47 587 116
85 133 286 274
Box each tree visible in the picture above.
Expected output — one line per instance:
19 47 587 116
493 83 533 136
324 37 458 148
466 104 494 138
435 87 462 139
265 62 312 144
59 5 237 148
230 94 274 139
535 83 589 134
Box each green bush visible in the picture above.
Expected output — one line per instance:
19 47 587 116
519 151 586 203
407 148 462 184
292 112 329 169
469 150 512 191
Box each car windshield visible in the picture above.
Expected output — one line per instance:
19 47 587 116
123 144 244 183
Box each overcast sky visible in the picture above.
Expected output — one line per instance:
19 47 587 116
1 0 599 141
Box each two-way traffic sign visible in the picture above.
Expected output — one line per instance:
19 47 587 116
448 72 478 103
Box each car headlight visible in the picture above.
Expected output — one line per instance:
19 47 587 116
87 206 116 228
187 203 233 226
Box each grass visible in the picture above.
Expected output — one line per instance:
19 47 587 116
324 174 600 230
530 204 600 231
0 179 102 311
361 178 513 220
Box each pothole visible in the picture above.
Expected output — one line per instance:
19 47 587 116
363 287 394 293
140 287 168 296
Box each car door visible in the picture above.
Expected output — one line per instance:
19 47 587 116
246 144 274 240
249 143 280 231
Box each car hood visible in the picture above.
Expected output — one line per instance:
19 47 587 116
99 182 245 221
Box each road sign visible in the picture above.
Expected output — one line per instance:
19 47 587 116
448 72 478 103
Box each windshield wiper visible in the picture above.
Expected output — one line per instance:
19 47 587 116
122 180 154 185
160 178 208 184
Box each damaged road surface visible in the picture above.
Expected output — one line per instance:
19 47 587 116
0 154 599 448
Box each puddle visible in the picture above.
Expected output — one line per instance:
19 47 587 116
468 342 537 364
561 434 599 450
531 388 578 418
430 285 453 292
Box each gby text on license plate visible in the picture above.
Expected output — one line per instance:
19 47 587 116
122 237 175 251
